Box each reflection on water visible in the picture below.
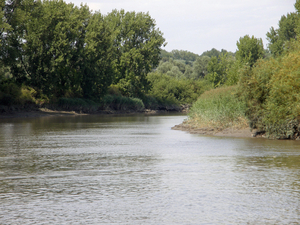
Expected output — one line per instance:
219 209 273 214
0 114 300 224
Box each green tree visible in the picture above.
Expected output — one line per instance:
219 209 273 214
236 35 264 67
183 64 193 79
105 9 165 97
80 12 115 99
166 66 183 79
24 0 91 97
171 49 199 62
156 60 173 74
205 53 234 87
266 12 299 56
1 0 36 84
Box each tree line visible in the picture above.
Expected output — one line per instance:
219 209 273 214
0 0 165 105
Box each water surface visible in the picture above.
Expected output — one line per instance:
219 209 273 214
0 114 299 224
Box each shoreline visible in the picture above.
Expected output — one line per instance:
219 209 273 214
172 123 254 138
0 107 184 119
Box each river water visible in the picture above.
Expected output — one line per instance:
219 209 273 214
0 114 299 224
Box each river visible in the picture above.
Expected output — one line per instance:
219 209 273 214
0 114 299 224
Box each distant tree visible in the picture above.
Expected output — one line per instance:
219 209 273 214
160 49 173 62
171 49 199 62
184 64 193 79
156 61 173 74
166 66 183 79
156 59 187 79
236 35 264 67
192 56 210 79
201 48 220 58
173 60 186 73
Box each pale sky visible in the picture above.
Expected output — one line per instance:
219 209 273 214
67 0 296 55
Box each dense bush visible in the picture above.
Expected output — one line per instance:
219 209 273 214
0 81 37 106
238 43 300 139
147 72 210 105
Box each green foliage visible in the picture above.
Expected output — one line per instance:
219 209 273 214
0 80 36 106
201 48 234 58
0 0 11 48
140 94 158 109
156 59 193 79
191 56 210 79
170 49 199 62
206 53 235 87
101 95 145 111
1 1 165 102
189 86 248 130
160 49 199 63
224 59 242 86
266 12 299 56
0 81 21 105
201 48 221 58
81 12 115 99
238 41 300 139
263 52 300 139
147 72 210 105
106 9 165 98
24 0 92 97
236 35 264 67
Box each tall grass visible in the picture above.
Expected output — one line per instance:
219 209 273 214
188 86 248 130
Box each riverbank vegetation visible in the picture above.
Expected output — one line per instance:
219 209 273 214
1 0 300 139
188 86 248 130
187 0 300 139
